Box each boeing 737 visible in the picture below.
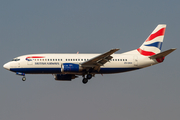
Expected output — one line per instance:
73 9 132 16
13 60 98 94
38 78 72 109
3 24 176 84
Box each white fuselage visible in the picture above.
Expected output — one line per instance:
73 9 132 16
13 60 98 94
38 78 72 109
3 51 158 75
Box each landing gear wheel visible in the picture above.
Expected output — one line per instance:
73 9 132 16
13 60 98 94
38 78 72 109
86 74 92 79
22 77 26 81
82 78 88 84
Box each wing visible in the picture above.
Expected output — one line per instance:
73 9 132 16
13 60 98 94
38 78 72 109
81 48 119 71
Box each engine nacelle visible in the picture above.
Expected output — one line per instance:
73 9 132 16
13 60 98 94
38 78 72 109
54 74 77 81
61 63 82 73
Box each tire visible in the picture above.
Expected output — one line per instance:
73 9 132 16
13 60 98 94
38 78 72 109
82 78 88 84
22 77 26 81
86 74 92 79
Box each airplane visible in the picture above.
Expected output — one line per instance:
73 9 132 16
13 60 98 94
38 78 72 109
3 24 176 84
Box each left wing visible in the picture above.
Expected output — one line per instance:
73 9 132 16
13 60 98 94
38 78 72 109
81 48 119 71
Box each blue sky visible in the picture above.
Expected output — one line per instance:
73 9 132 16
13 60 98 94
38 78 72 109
0 0 180 120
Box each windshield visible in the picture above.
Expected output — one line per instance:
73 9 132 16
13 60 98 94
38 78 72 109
11 58 20 61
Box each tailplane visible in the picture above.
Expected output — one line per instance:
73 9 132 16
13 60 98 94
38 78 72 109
149 48 176 63
137 24 166 56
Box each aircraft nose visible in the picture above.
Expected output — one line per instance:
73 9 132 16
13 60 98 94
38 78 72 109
3 62 10 70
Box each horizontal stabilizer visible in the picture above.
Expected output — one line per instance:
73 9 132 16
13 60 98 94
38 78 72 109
149 48 176 59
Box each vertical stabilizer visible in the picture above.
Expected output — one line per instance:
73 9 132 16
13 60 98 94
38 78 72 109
137 24 166 56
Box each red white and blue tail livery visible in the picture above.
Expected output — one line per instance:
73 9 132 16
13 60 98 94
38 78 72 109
137 24 166 56
3 24 176 84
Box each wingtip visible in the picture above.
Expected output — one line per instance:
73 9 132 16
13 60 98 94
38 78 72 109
112 48 120 51
170 48 177 52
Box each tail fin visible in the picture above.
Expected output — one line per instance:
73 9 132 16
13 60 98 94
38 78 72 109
137 24 166 56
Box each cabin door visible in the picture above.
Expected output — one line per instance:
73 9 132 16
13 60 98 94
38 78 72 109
134 56 138 66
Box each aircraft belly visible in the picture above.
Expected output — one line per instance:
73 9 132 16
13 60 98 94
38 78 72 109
10 68 61 74
97 67 139 74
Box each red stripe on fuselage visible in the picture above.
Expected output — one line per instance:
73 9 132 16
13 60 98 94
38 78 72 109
145 28 166 42
26 56 45 59
137 48 156 56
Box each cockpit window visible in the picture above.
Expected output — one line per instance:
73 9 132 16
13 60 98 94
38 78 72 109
12 58 20 61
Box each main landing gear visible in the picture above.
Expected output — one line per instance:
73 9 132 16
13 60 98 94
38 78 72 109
22 76 26 81
82 74 93 84
82 78 88 84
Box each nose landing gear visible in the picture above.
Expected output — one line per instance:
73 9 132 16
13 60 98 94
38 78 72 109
16 72 26 81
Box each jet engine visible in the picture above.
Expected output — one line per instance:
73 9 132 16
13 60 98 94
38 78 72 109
54 74 78 81
61 63 82 73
